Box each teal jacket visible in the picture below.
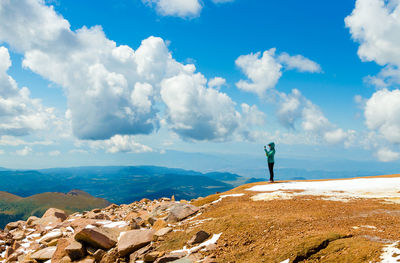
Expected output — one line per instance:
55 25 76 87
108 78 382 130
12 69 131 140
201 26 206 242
265 142 275 163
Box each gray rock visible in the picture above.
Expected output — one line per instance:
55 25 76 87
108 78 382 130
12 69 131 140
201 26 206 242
187 230 210 245
165 204 199 223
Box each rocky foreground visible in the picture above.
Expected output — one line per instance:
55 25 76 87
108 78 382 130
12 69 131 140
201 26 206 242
2 175 400 262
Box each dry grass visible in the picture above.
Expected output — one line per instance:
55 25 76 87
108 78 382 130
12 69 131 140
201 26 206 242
161 178 400 262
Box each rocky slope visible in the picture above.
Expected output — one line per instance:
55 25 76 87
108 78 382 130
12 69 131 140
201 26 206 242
2 175 400 263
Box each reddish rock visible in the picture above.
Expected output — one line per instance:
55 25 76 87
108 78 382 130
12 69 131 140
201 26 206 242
99 248 119 263
31 246 57 261
117 229 155 257
155 227 172 237
66 240 86 261
42 208 68 221
75 227 117 250
52 238 72 262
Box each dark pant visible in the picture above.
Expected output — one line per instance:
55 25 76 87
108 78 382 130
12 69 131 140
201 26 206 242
268 162 274 181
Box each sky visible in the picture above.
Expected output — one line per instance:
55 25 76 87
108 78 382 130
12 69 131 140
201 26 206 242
0 0 400 173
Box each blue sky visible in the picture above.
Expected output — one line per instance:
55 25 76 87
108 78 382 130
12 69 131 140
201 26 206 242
0 0 400 174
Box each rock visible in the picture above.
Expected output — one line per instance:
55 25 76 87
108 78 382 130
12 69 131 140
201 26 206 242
26 216 40 226
66 240 86 261
42 208 68 221
165 204 199 223
155 227 172 237
171 258 194 263
11 229 25 240
76 258 95 263
100 248 119 263
60 256 73 263
117 229 155 257
52 238 72 262
187 231 210 245
129 243 153 261
152 219 168 231
31 246 57 261
5 221 24 232
155 253 185 263
39 208 68 225
39 229 63 243
93 249 106 262
75 227 117 250
144 251 160 262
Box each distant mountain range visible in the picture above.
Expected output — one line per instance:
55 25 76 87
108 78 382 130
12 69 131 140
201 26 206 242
0 166 263 205
0 190 110 229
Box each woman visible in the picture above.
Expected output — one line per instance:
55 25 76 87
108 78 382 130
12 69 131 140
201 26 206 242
264 142 276 182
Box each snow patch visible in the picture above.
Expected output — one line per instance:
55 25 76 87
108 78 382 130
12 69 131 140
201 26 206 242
171 233 222 255
102 221 129 228
248 177 400 203
280 259 290 263
85 224 96 229
212 193 245 204
380 241 400 262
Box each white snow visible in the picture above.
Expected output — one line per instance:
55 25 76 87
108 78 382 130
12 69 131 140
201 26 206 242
212 193 245 204
102 221 129 229
85 224 96 229
380 241 400 262
280 259 290 263
66 226 74 233
247 177 400 203
171 233 222 255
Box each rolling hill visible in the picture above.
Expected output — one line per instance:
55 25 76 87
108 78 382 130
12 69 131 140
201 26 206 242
0 189 110 229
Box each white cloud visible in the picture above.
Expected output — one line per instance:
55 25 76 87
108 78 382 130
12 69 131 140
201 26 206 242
143 0 202 18
160 73 241 141
16 146 32 156
235 49 282 97
0 46 56 137
376 147 400 162
235 49 321 97
276 89 354 145
364 88 400 144
208 77 227 89
345 0 400 85
278 52 322 73
88 135 153 153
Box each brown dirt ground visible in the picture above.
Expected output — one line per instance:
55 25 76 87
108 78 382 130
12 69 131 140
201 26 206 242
156 176 400 263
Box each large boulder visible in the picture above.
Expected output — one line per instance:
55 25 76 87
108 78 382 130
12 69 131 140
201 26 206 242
166 204 199 223
31 246 57 261
75 227 117 250
117 229 155 257
39 208 68 225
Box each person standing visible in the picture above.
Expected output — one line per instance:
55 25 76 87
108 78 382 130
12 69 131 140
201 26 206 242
264 142 276 182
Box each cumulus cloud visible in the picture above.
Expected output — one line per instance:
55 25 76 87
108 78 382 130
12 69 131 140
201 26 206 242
376 147 400 162
88 135 153 153
276 89 354 145
160 73 242 141
235 48 321 97
0 46 56 137
143 0 202 18
346 0 400 86
364 88 400 144
0 0 264 143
